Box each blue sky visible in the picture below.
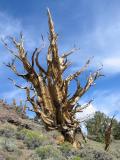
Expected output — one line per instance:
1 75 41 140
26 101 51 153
0 0 120 120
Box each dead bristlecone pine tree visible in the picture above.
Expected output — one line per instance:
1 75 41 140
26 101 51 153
2 9 103 147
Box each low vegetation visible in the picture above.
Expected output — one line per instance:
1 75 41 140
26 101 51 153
0 103 120 160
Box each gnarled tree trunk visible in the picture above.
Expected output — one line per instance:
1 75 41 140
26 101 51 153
2 8 102 147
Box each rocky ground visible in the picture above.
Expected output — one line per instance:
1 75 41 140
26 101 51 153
0 100 120 160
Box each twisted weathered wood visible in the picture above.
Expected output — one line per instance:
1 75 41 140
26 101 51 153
3 9 102 146
104 115 115 151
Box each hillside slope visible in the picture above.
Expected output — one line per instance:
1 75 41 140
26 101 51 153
0 100 120 160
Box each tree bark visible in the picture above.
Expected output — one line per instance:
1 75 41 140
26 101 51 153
3 8 102 148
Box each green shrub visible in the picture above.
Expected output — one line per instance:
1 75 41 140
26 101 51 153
70 156 81 160
6 157 17 160
1 138 22 158
59 141 74 157
16 129 48 149
0 138 18 158
0 124 16 138
95 133 104 143
0 137 6 150
2 139 16 152
28 154 41 160
36 145 65 160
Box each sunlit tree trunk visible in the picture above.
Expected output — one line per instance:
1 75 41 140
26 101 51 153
2 9 102 147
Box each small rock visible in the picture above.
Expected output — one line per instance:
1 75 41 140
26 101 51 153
0 155 5 160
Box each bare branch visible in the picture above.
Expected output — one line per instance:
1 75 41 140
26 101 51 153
68 79 83 106
74 99 93 113
66 57 93 84
26 107 35 113
30 36 47 75
79 68 104 97
47 8 56 40
8 78 27 89
20 32 24 47
5 59 30 80
9 36 21 48
68 68 103 107
61 48 80 59
35 48 47 75
1 38 21 60
32 48 37 67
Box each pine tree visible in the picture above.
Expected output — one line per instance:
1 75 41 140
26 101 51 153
2 9 102 146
